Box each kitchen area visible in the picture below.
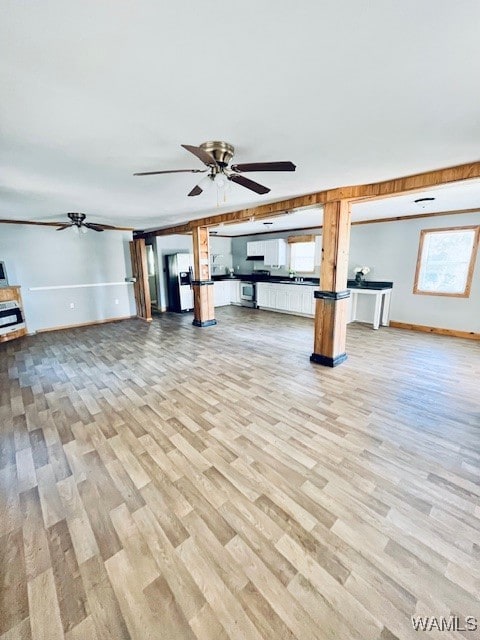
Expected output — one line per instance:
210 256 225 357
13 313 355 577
149 191 480 340
155 219 393 330
211 235 392 328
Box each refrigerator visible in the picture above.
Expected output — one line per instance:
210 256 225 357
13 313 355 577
165 253 194 312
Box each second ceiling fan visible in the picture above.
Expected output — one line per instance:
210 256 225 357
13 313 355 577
134 141 296 196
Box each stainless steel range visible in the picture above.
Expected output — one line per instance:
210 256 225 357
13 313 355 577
240 270 270 308
239 281 256 307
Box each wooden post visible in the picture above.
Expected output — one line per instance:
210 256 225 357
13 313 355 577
129 238 152 322
310 199 351 367
191 226 216 327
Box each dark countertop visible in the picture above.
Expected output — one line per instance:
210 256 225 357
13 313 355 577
214 275 393 290
347 280 393 290
213 274 319 286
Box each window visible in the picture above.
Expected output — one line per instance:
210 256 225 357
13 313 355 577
414 226 479 297
290 241 315 273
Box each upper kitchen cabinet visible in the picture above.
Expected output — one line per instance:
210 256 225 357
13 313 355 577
264 239 287 267
246 238 287 266
246 240 266 258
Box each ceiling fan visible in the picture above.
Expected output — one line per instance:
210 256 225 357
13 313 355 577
56 212 122 233
134 141 296 196
0 213 133 232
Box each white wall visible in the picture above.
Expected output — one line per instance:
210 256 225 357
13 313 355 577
210 236 233 275
0 224 136 332
349 212 480 332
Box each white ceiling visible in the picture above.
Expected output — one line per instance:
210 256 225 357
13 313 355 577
1 1 480 230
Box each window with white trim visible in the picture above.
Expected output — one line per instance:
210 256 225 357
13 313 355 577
414 226 479 297
290 241 315 273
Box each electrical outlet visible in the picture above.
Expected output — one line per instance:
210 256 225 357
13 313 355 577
69 302 75 309
114 299 119 305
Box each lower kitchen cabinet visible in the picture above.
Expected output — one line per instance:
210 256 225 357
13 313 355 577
230 280 240 304
214 280 241 307
256 283 316 317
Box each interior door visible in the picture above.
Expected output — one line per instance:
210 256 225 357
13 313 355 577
129 239 152 322
146 244 158 311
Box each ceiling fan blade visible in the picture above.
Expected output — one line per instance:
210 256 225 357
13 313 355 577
181 144 218 168
187 185 203 197
84 223 105 232
0 218 67 227
231 161 296 173
228 174 270 195
133 168 207 176
56 224 72 231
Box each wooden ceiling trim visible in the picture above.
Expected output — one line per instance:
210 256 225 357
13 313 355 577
348 161 480 202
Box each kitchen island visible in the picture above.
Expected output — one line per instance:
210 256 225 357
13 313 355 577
213 275 393 329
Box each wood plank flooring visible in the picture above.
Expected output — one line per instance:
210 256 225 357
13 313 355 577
1 307 479 640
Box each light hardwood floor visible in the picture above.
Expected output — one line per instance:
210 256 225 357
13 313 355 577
1 307 479 640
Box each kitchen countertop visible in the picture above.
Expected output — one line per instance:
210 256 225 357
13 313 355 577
347 280 393 290
213 274 319 286
214 275 393 290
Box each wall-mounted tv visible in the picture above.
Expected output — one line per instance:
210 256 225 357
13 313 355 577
0 261 9 286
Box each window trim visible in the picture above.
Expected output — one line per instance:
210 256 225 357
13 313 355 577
413 225 480 298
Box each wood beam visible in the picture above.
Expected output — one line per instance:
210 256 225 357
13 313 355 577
191 227 216 328
311 199 351 367
348 160 480 202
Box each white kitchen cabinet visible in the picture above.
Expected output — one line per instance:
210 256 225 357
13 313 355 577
246 240 266 257
214 281 231 307
214 280 242 307
275 288 288 311
302 289 316 315
256 282 315 317
256 283 274 308
230 280 240 304
287 287 302 313
263 239 287 267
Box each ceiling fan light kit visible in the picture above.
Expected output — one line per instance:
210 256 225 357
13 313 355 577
134 141 296 199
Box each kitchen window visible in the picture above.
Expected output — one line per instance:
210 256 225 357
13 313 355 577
290 241 316 273
414 225 479 297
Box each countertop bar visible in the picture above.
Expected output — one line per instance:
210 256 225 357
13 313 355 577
213 274 319 286
213 275 393 290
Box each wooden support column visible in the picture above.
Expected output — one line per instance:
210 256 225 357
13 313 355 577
191 226 216 327
129 238 152 322
311 199 351 367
